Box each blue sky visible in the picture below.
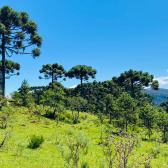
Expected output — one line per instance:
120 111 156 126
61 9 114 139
1 0 168 95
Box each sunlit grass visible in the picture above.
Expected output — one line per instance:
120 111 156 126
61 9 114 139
0 107 168 167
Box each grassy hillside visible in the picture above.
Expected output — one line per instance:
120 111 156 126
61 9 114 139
143 88 168 106
1 107 168 168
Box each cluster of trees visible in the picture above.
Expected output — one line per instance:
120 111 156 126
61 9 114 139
11 65 168 142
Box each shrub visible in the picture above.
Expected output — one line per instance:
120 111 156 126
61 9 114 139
15 143 24 157
0 106 15 129
101 132 153 168
81 161 89 168
55 133 61 145
65 129 75 136
0 130 11 148
149 146 161 158
27 135 44 149
162 151 168 160
129 124 140 133
59 132 89 168
94 119 101 126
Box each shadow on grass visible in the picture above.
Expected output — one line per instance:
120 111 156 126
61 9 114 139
141 138 149 141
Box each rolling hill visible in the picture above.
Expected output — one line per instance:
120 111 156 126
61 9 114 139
143 88 168 106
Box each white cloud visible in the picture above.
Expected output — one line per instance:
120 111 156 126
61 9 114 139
167 70 168 73
69 85 77 89
153 76 168 86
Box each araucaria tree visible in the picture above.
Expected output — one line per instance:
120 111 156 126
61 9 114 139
0 5 43 97
39 63 66 86
66 65 97 97
112 69 159 99
0 59 20 79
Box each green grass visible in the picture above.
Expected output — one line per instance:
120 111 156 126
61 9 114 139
0 106 168 168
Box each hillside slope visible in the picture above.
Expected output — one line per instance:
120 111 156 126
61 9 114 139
143 88 168 106
0 107 168 167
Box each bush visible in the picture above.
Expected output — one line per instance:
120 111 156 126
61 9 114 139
102 132 153 168
28 135 44 149
0 106 15 129
81 161 89 168
149 146 161 158
129 124 140 133
59 132 89 168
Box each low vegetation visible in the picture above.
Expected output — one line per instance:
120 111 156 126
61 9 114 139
0 104 168 167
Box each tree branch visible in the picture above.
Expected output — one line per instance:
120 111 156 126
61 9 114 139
5 50 13 57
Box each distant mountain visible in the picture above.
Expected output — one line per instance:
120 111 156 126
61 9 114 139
143 88 168 106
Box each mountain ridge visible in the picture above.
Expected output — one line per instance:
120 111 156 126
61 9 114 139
143 88 168 106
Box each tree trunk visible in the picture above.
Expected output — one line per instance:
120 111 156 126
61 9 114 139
52 72 54 90
126 118 128 132
131 81 135 111
148 120 150 140
2 33 5 98
148 129 150 140
81 76 83 97
110 113 112 124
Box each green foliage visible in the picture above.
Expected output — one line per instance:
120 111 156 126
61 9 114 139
117 93 135 132
40 83 65 121
102 132 152 168
39 63 66 83
66 65 96 97
66 96 87 124
59 132 89 168
105 94 117 124
140 105 156 140
17 79 34 107
27 135 44 149
149 146 161 158
0 106 14 129
81 161 89 168
0 5 43 97
112 69 159 97
155 107 168 142
11 91 22 106
0 59 20 79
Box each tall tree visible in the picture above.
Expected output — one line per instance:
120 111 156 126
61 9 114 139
0 59 20 79
65 65 97 97
30 86 45 105
117 93 135 132
112 69 159 111
155 107 168 141
140 104 156 140
112 69 159 99
40 83 65 121
0 5 43 97
39 63 66 86
105 94 117 124
18 79 34 106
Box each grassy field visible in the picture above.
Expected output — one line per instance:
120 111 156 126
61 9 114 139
0 106 168 168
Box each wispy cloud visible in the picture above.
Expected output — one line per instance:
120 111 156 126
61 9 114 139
154 76 168 86
69 85 77 89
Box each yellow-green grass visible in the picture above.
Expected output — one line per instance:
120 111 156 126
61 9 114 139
0 107 168 168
